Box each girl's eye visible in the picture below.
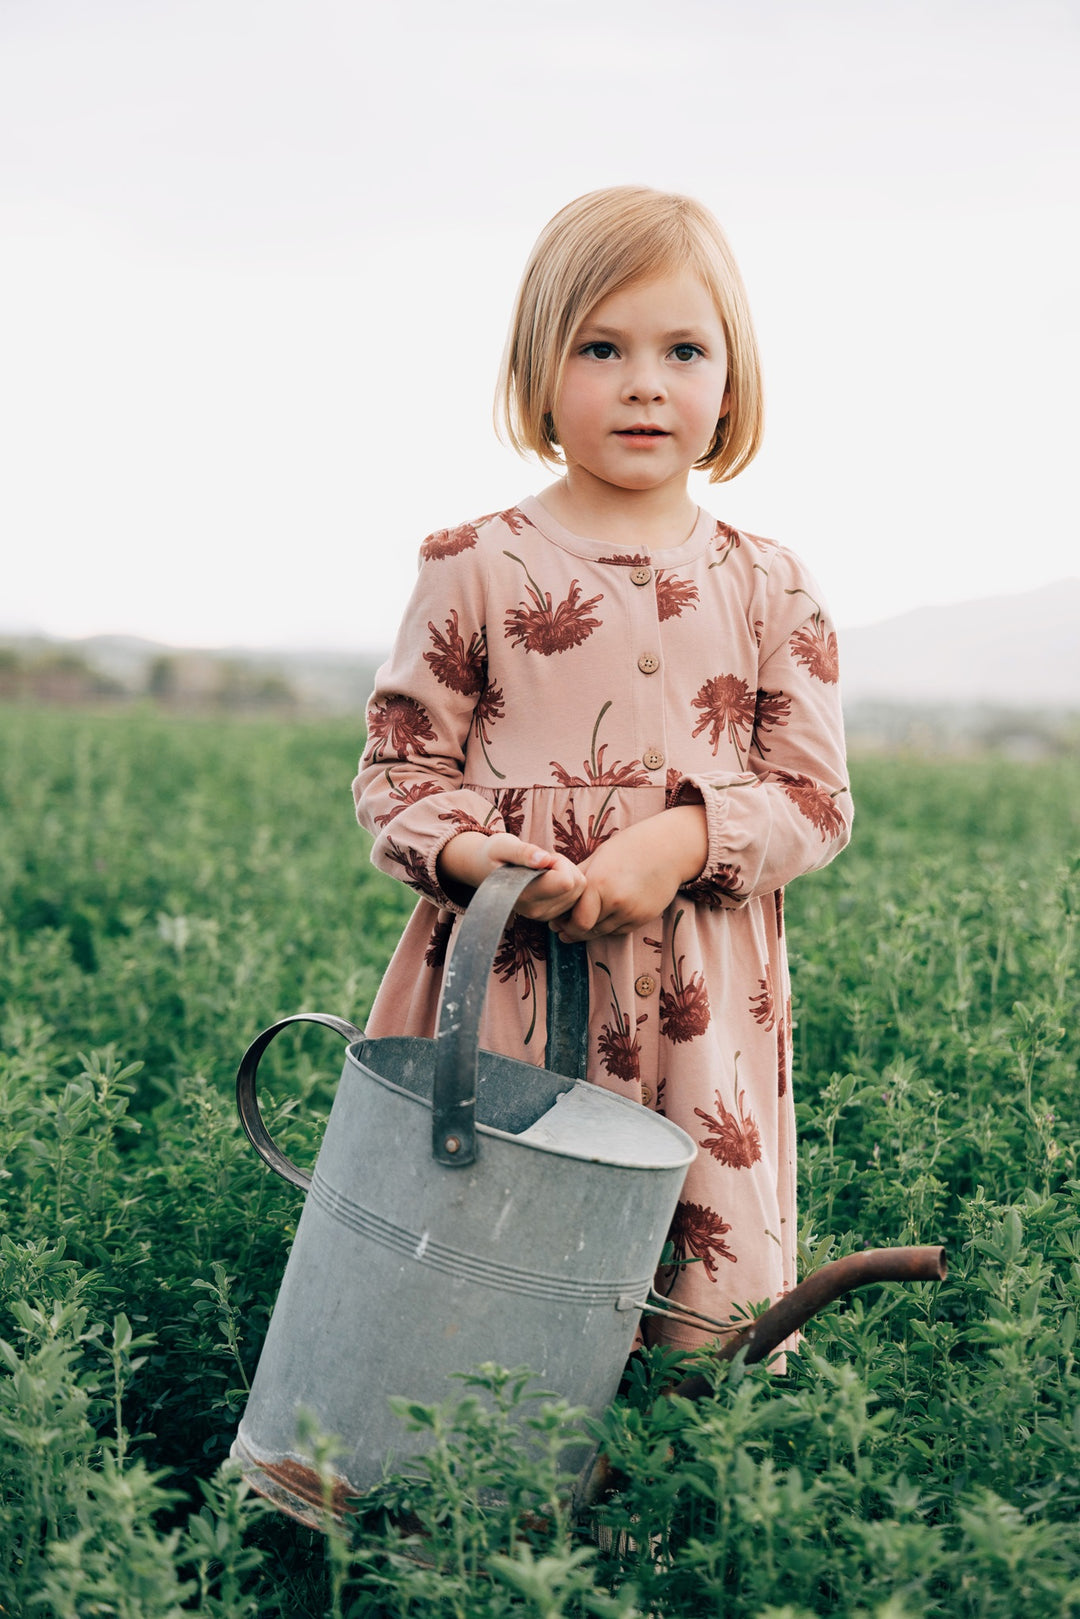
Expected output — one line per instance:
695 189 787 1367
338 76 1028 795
672 344 703 362
581 341 617 359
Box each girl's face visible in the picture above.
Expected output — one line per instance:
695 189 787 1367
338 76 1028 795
552 267 730 509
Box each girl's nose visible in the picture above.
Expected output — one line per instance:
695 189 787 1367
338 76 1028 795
622 364 666 404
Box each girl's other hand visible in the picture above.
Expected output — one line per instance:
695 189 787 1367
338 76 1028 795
552 806 708 942
437 831 587 921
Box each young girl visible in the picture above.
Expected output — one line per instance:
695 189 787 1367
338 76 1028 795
352 186 851 1354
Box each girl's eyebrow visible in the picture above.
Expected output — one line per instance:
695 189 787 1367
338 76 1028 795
577 324 707 342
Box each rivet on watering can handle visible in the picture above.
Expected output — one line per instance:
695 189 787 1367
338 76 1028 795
236 1012 366 1191
431 864 540 1169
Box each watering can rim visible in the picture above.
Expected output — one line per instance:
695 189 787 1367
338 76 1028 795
340 1034 698 1171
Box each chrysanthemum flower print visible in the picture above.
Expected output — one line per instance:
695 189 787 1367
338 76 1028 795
655 571 699 621
493 915 547 1044
791 620 839 683
550 701 651 787
751 689 792 758
420 520 481 561
595 962 646 1082
366 694 438 762
659 910 711 1043
749 965 776 1029
424 915 454 970
552 790 618 863
503 552 603 655
709 520 741 570
493 787 526 837
372 773 445 827
385 840 441 903
694 1066 763 1169
424 612 486 695
472 682 506 779
663 1200 737 1284
785 588 839 684
691 674 757 765
770 770 849 839
681 862 746 908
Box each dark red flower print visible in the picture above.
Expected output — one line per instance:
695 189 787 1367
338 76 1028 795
695 1060 762 1169
552 788 618 863
708 520 741 571
665 767 683 808
437 808 486 831
495 787 527 837
791 621 839 684
659 909 711 1043
420 520 480 561
472 681 506 780
749 965 776 1029
751 688 792 759
366 694 438 763
777 993 792 1097
550 701 651 788
691 674 756 765
372 773 445 827
681 863 745 908
664 1200 737 1284
503 552 603 655
654 1076 667 1115
774 888 785 939
493 915 547 1044
596 551 650 565
784 587 839 684
770 771 848 839
655 570 699 621
385 840 440 903
425 915 454 969
594 962 645 1082
497 506 533 537
423 611 486 695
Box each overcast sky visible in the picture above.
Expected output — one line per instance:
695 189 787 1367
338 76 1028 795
2 0 1077 651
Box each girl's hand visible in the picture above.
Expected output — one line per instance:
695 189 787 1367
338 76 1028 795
437 831 587 921
552 806 708 942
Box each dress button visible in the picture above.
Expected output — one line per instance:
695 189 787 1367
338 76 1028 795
629 565 652 586
641 1085 653 1106
635 973 657 997
637 653 659 675
642 748 665 771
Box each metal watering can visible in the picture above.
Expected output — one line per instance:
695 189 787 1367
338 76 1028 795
231 866 697 1524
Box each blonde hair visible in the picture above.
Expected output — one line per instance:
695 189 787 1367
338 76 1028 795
497 186 764 483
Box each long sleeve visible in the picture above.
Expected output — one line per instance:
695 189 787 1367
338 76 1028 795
352 532 506 913
671 545 852 907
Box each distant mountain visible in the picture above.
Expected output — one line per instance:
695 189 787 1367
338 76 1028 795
838 579 1079 708
3 578 1077 715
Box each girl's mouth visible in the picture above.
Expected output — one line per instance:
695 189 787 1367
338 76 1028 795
617 427 668 437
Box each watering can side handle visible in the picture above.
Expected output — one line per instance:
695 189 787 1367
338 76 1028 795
235 1013 365 1192
432 864 540 1169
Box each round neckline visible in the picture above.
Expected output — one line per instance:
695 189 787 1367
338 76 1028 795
518 494 716 567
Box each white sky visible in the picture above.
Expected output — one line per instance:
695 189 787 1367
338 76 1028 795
2 0 1077 650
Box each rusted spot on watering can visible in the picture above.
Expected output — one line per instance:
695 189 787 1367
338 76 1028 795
232 1436 353 1528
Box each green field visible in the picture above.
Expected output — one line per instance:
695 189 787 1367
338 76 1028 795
1 705 1078 1617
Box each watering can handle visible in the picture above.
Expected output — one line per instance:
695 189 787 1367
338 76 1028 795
235 1012 365 1192
432 863 589 1169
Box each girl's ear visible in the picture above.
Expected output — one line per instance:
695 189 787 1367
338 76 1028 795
719 388 731 421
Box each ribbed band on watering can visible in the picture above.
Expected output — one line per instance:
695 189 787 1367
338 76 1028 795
432 865 589 1167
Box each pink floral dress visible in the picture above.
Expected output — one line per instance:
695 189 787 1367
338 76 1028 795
352 496 851 1350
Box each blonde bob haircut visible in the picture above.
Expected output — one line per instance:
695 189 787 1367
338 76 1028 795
497 186 764 483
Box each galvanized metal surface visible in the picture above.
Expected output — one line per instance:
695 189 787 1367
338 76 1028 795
231 866 697 1520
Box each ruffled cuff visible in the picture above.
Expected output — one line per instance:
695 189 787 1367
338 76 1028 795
670 773 757 911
